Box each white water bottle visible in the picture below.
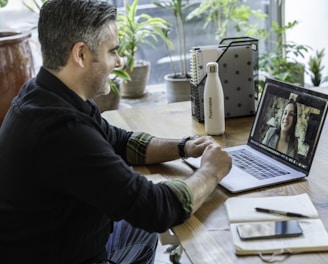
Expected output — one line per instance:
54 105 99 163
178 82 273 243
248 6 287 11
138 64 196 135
204 62 225 135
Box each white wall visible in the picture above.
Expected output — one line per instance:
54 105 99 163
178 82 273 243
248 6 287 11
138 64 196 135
0 0 38 31
285 0 328 86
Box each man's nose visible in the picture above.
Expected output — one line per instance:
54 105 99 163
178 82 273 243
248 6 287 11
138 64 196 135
116 56 123 68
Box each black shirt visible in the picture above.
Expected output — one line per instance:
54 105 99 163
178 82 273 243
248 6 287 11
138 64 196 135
0 67 188 263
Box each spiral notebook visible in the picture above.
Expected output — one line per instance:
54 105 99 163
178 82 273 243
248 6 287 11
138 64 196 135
190 45 224 86
185 78 328 193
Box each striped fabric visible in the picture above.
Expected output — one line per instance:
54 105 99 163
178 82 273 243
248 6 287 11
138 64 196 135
126 132 154 165
163 180 193 215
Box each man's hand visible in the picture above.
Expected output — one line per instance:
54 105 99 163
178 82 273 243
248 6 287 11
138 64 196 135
184 135 216 158
200 143 232 182
184 142 232 213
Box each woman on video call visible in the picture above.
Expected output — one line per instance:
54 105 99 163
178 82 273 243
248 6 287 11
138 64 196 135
262 99 298 158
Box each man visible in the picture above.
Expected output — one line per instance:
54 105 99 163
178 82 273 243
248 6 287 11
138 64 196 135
0 0 231 263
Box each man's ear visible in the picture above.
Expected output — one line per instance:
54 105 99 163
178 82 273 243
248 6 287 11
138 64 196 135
71 42 89 68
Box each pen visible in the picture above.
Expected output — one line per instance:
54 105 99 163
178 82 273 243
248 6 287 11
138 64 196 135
255 207 310 218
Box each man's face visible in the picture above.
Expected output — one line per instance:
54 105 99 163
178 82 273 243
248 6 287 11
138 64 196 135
89 22 121 97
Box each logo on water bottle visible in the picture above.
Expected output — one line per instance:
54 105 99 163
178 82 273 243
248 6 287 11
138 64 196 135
208 97 213 119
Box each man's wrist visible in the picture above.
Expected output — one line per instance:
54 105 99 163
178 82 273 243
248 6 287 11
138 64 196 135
178 136 191 158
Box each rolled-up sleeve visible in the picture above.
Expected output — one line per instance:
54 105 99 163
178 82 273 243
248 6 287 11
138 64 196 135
126 132 154 165
163 180 194 216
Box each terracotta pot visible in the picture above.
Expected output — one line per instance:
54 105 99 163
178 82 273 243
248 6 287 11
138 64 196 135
94 90 121 112
0 31 34 125
94 81 121 112
164 74 191 103
121 60 150 98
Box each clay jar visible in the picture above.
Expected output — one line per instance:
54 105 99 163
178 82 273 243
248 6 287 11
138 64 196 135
0 31 34 125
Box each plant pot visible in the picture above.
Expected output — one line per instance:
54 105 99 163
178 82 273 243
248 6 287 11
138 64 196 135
121 60 150 98
94 78 122 112
0 31 34 125
164 74 191 103
94 86 121 112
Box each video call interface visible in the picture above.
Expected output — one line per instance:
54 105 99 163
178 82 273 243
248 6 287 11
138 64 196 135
250 82 328 172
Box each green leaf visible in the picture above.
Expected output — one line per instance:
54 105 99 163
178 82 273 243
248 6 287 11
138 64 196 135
0 0 9 8
118 0 172 70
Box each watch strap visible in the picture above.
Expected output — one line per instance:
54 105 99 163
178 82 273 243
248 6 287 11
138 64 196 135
178 136 191 158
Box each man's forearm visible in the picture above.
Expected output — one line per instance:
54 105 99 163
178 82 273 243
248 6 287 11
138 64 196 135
145 137 180 164
184 166 220 213
145 136 214 164
146 138 232 215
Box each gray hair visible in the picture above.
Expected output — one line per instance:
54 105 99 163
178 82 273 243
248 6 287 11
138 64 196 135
38 0 117 71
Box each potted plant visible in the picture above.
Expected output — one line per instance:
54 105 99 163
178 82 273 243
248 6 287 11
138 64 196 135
259 20 309 90
117 0 172 98
0 0 35 125
308 49 325 87
153 0 197 103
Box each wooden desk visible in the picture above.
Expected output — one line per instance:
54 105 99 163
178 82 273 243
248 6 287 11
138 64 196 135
102 101 328 264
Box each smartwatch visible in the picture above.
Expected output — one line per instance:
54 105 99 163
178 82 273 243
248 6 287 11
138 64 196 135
178 136 191 159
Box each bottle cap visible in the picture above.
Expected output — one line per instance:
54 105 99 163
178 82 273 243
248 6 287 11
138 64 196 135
206 62 218 73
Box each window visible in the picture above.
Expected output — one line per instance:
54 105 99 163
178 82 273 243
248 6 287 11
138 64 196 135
0 0 281 85
115 0 281 85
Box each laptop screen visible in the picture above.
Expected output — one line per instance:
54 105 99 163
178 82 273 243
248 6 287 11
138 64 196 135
249 78 328 173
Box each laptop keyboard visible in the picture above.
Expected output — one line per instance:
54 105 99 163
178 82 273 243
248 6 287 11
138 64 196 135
229 149 290 180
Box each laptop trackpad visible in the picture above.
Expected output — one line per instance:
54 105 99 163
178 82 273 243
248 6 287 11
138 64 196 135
219 166 255 191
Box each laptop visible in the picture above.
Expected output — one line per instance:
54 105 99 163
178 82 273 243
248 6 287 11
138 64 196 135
184 78 328 193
